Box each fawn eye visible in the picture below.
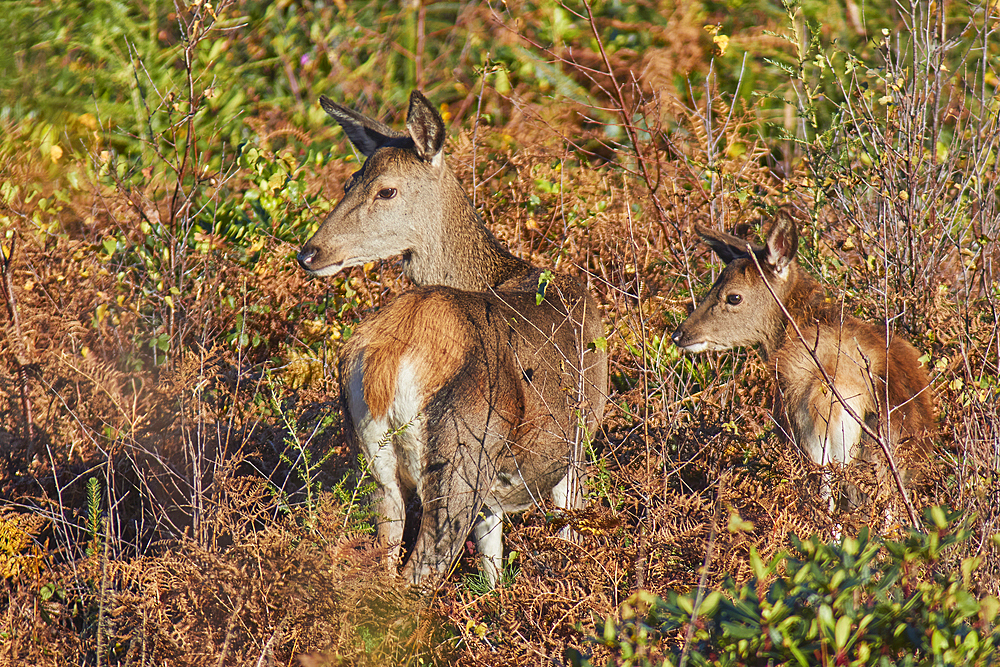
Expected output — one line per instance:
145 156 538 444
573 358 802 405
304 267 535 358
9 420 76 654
726 293 743 306
376 187 397 200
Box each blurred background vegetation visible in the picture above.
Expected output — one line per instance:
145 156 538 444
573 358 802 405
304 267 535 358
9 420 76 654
1 0 999 665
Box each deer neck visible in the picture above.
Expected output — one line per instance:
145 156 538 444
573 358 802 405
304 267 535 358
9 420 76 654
401 173 530 291
765 268 827 359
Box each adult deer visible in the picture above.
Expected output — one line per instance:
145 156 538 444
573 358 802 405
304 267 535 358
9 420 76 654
298 91 608 586
671 212 933 510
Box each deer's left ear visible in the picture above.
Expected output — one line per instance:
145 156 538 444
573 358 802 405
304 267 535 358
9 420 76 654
695 225 754 265
763 211 798 279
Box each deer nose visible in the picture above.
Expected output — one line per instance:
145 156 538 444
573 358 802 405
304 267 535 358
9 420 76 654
670 328 684 346
297 245 318 270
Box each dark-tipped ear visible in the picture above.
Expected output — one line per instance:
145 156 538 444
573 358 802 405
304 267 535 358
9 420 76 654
405 90 446 165
762 211 798 278
695 225 755 265
319 95 406 157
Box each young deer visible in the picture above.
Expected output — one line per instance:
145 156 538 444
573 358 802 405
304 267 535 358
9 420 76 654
671 212 933 506
298 91 608 586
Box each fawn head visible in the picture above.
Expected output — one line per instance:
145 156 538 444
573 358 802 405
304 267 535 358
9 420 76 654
671 212 800 354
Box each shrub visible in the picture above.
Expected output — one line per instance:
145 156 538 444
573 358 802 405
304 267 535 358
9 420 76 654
570 507 1000 666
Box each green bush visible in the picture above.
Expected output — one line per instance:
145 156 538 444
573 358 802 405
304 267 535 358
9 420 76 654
570 507 1000 667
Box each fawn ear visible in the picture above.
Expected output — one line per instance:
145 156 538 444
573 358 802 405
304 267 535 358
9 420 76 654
763 211 798 279
695 225 755 265
406 90 446 167
319 95 406 157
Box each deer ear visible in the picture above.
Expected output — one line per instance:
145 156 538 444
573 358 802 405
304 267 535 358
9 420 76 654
763 211 798 278
320 96 405 157
695 225 754 265
406 90 446 166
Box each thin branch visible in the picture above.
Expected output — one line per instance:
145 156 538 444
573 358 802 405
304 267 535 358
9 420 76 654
582 0 669 224
1 232 36 453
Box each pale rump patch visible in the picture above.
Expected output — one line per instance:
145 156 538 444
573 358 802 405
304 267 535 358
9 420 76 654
342 290 471 420
390 359 426 491
341 350 428 568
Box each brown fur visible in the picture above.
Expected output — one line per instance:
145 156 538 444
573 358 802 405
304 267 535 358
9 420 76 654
343 291 472 420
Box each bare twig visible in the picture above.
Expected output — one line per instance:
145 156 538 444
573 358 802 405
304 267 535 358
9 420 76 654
581 0 669 225
1 232 36 453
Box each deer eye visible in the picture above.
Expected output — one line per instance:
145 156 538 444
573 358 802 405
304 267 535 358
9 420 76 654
376 187 397 200
726 293 743 306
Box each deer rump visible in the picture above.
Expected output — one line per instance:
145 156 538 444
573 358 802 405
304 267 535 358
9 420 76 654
339 284 588 583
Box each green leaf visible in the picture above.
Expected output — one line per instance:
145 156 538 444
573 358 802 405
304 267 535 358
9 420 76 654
536 269 554 305
818 604 835 637
980 595 1000 622
930 505 948 529
721 621 761 640
931 628 948 653
602 615 616 644
698 590 722 617
750 547 765 580
834 615 851 648
728 511 755 534
786 638 810 667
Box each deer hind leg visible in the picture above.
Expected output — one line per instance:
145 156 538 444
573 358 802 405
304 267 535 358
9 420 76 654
474 500 504 587
345 352 410 571
403 445 495 586
352 406 407 569
402 402 504 586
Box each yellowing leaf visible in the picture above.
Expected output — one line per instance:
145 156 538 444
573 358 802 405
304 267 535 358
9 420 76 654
713 34 730 57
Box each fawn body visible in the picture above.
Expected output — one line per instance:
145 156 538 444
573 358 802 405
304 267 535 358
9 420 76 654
298 91 607 585
671 213 932 502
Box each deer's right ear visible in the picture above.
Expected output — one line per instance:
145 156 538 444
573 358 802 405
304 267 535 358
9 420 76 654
319 95 403 157
406 90 446 167
763 212 798 279
695 225 752 265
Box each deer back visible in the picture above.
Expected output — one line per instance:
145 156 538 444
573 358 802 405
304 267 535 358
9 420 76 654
339 284 588 491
